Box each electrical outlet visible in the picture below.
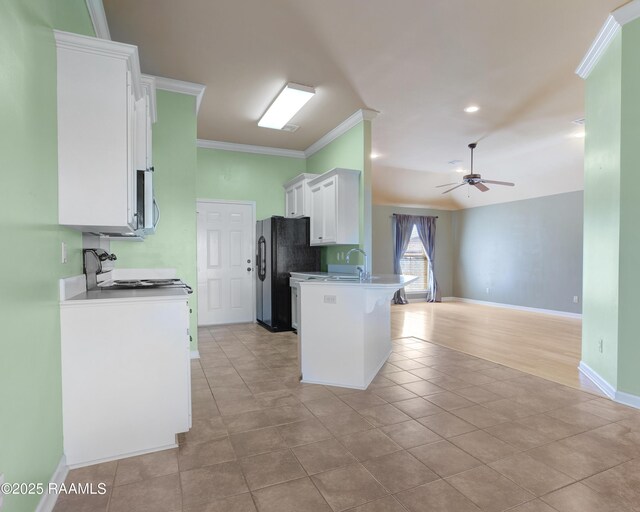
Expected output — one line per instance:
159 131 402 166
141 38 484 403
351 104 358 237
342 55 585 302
598 339 604 353
61 241 68 264
573 296 579 304
323 295 337 304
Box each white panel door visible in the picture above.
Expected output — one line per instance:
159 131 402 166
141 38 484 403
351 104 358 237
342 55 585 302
197 201 254 325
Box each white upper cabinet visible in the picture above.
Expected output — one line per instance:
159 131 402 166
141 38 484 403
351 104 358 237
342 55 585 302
283 173 316 218
55 31 145 234
308 168 360 246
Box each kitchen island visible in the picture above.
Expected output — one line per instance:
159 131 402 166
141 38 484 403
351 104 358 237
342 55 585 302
295 274 417 389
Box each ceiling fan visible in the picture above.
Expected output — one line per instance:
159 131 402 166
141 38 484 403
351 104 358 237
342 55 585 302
437 143 515 194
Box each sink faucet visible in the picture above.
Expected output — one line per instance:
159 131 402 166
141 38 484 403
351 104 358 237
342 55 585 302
346 248 369 281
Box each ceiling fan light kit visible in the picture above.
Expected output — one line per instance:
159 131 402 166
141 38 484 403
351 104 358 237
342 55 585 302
437 142 515 194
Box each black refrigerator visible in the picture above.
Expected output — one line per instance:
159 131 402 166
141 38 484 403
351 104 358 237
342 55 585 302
256 216 320 332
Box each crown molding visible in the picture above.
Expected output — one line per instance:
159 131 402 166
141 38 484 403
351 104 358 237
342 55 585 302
304 109 379 158
197 139 306 159
577 0 640 79
154 76 207 113
196 108 378 159
85 0 111 40
54 30 142 99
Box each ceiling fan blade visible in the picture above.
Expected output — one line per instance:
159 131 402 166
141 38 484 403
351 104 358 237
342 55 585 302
435 182 460 188
441 183 466 194
481 179 515 187
474 183 489 192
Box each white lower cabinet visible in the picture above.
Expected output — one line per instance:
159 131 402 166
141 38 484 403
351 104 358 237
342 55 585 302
60 296 191 467
308 168 360 245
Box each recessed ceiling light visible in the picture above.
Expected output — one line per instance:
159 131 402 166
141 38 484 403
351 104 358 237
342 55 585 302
464 105 480 113
455 168 466 173
572 131 586 139
370 152 380 159
258 82 315 130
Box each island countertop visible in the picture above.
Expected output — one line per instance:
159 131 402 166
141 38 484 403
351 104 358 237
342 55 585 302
291 272 417 288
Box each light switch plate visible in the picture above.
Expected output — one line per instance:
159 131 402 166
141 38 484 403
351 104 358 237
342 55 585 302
323 295 337 304
61 242 68 264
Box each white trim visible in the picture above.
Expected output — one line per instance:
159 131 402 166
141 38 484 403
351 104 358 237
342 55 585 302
196 200 256 326
446 297 582 319
616 389 640 409
197 139 305 159
190 350 200 360
576 1 640 79
85 0 111 40
195 108 378 159
578 361 640 410
154 76 206 114
67 443 177 469
35 456 69 512
54 30 142 99
304 109 379 158
578 361 616 398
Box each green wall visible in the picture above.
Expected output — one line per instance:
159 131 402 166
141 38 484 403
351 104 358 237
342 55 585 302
583 33 622 388
306 122 369 267
197 149 306 219
111 90 199 349
0 1 92 511
197 121 371 271
616 20 640 397
583 19 640 398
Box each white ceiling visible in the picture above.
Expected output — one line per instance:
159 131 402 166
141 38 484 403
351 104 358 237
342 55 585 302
103 0 625 209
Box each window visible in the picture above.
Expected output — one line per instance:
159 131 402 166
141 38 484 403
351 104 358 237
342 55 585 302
400 225 429 292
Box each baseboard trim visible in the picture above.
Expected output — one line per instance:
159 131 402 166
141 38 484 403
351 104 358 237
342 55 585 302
35 456 69 512
444 297 582 319
616 390 640 409
578 360 640 410
578 361 615 398
190 350 200 360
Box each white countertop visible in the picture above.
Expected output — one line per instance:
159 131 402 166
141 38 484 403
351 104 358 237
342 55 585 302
293 272 417 288
64 287 190 303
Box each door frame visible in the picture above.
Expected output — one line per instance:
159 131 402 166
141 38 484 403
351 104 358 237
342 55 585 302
196 199 257 326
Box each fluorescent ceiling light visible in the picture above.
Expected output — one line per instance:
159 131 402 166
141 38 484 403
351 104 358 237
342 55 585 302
258 83 315 130
464 105 480 113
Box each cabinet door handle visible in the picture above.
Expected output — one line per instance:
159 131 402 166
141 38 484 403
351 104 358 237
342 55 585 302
318 236 323 239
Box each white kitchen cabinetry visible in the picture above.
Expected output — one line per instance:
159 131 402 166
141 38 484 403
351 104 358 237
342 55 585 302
308 168 360 245
55 31 143 234
283 173 316 218
135 75 157 173
60 288 191 467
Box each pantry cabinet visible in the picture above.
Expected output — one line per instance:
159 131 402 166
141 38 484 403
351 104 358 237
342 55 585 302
308 168 360 246
55 31 144 234
283 173 316 218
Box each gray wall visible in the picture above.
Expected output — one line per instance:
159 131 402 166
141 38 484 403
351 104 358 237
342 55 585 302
452 191 583 313
372 205 454 297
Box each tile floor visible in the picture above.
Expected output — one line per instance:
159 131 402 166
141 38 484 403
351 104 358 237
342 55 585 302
54 323 640 512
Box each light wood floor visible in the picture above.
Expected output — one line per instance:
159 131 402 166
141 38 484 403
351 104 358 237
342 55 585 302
390 301 601 394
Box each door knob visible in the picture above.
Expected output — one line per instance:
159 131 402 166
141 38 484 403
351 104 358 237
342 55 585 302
247 259 251 263
247 267 252 272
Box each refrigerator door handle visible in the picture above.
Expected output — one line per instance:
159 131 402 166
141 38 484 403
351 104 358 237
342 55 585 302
257 236 267 281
